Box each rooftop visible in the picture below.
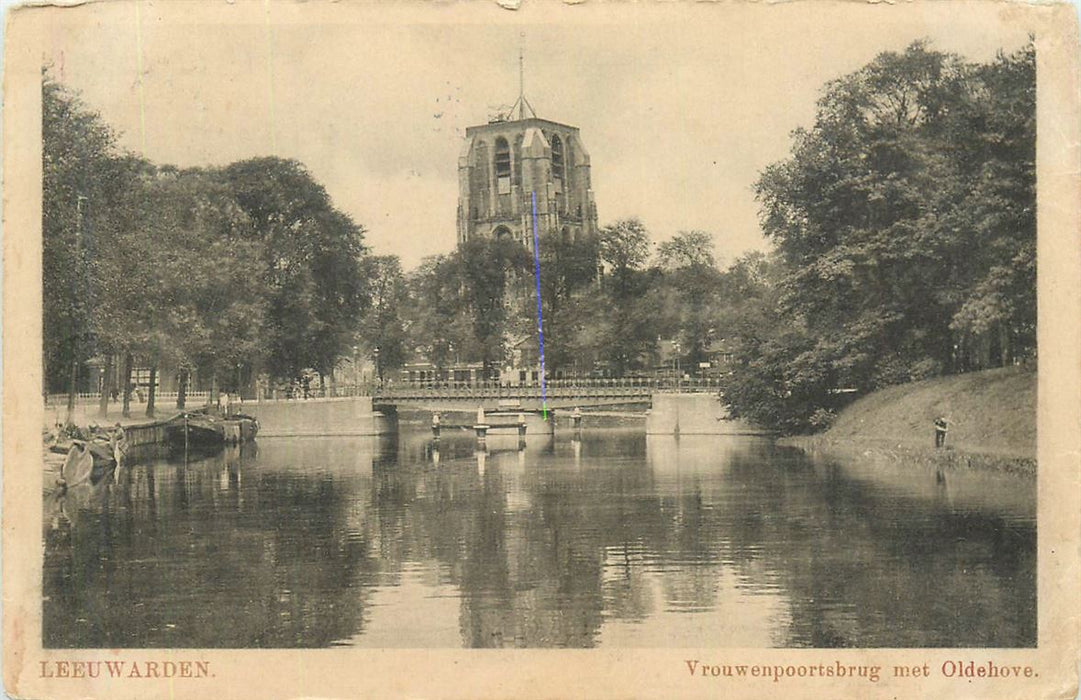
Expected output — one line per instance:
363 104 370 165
464 116 580 136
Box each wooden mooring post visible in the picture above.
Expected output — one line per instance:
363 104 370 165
473 406 490 443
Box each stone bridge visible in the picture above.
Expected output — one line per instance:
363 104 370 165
370 378 721 412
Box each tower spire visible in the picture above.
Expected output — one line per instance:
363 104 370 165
519 45 525 120
514 36 535 120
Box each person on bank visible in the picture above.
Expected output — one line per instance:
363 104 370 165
934 416 949 448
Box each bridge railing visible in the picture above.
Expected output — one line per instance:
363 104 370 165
366 377 722 401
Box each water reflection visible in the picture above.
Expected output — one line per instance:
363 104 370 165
43 430 1034 648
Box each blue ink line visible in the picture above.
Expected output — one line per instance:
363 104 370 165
531 191 548 419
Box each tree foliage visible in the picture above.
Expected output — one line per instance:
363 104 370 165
593 219 664 375
400 220 723 380
43 74 372 399
534 230 602 373
42 76 128 393
655 231 723 367
721 41 1036 432
404 254 479 370
221 158 369 379
357 255 409 377
657 230 716 271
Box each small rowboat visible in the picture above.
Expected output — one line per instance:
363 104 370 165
56 439 118 491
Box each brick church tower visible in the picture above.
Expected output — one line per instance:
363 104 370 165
456 67 598 250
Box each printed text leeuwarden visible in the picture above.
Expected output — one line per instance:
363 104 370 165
40 660 211 679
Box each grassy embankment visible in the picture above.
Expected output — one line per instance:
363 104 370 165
781 365 1036 474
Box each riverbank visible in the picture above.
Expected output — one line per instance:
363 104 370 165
779 365 1036 475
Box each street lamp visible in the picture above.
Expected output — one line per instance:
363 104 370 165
352 345 359 394
673 340 682 392
374 347 382 388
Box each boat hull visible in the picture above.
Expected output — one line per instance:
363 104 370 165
164 415 226 450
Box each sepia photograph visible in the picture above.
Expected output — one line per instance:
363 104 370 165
4 0 1080 698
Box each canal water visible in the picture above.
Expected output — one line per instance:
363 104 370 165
42 429 1035 648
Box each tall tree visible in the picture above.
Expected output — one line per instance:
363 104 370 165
727 41 1036 432
357 255 409 380
457 236 531 376
405 254 478 370
657 230 716 271
600 218 651 287
136 169 269 407
598 219 659 375
87 156 161 416
944 45 1036 370
534 229 601 374
221 158 369 382
42 75 124 400
656 230 722 370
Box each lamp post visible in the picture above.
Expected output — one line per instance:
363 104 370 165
673 340 681 392
374 347 382 389
66 194 88 424
352 345 359 395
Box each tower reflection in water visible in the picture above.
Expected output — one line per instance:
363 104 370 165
43 429 1034 649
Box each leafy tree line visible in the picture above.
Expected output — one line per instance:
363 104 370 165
720 41 1036 433
370 221 738 382
44 74 369 415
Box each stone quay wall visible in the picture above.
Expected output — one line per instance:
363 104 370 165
248 396 393 437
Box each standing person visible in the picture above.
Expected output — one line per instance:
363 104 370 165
110 423 129 480
934 416 949 448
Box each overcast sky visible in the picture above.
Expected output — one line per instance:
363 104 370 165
38 1 1034 270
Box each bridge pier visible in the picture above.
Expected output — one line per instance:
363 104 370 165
473 406 490 443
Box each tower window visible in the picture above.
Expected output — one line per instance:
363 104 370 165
513 135 523 187
551 135 565 183
473 141 489 216
495 137 511 195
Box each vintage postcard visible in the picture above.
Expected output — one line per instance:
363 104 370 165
3 0 1079 698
